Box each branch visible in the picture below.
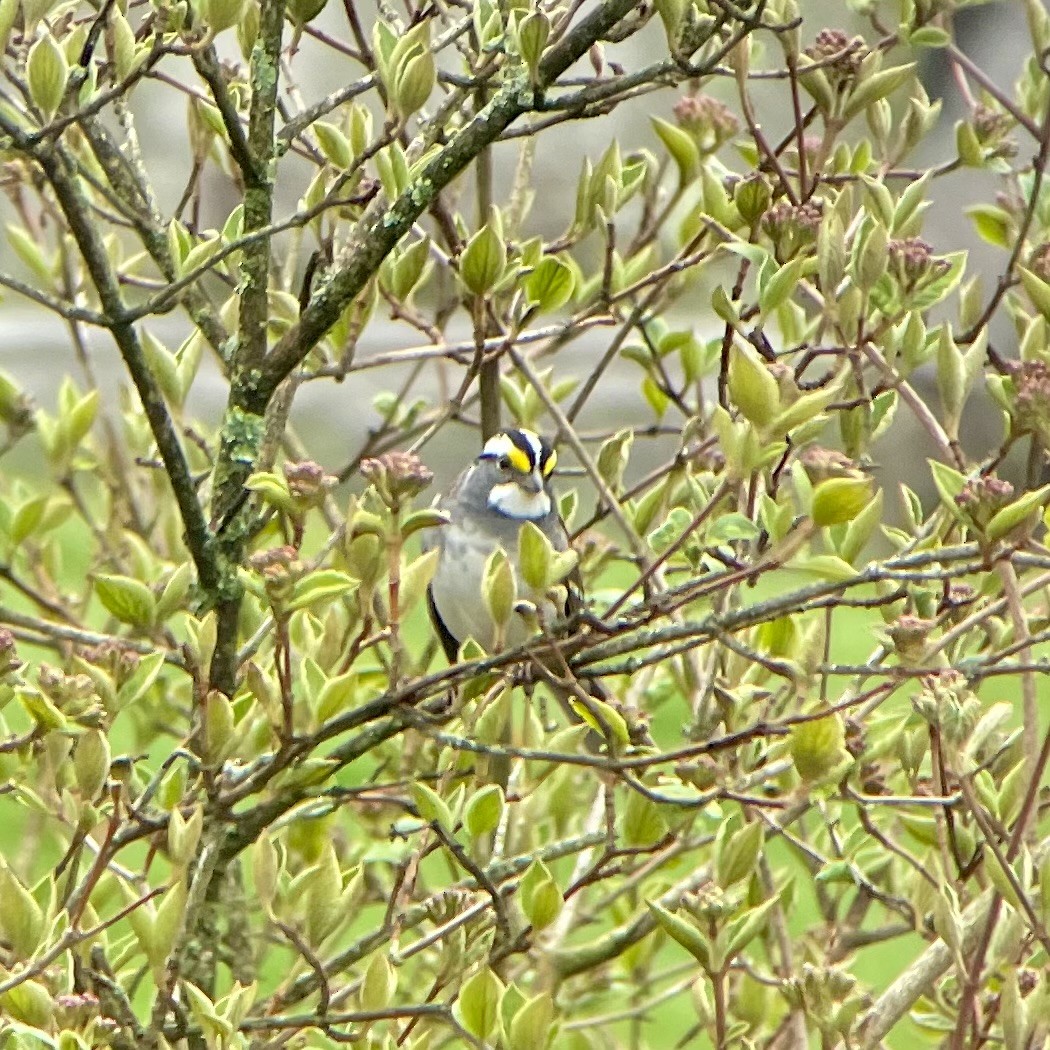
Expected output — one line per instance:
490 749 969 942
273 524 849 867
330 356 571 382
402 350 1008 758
858 889 995 1048
253 0 645 402
208 0 288 694
21 137 221 596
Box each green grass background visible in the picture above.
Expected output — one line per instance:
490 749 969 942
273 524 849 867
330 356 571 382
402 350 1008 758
1 507 1047 1048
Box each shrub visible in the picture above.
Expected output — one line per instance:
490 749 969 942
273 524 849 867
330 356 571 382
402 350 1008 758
0 0 1048 1047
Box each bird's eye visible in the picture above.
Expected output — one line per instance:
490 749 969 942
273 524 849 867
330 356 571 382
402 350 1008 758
498 455 511 470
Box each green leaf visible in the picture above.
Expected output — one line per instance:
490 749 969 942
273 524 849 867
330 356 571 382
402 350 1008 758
811 476 875 527
966 205 1012 249
642 375 670 419
956 119 984 166
770 386 834 435
649 506 692 553
508 992 556 1050
199 0 246 33
517 11 550 81
148 878 187 969
314 121 352 168
760 257 804 314
454 969 505 1041
371 18 397 73
785 555 857 583
483 549 516 629
181 235 222 280
891 172 932 235
711 284 741 327
983 849 1024 911
461 223 506 296
360 953 397 1011
715 819 764 888
156 562 194 622
412 781 453 829
0 862 44 959
286 570 355 613
646 900 710 968
94 574 156 629
0 979 55 1029
73 728 110 800
838 487 884 564
286 0 326 24
724 896 781 957
7 224 52 283
870 389 899 441
520 859 563 930
1019 267 1050 321
727 346 779 427
518 520 553 591
569 695 630 747
0 0 18 56
398 547 439 615
383 22 435 120
203 690 235 765
854 220 889 291
66 388 99 447
374 142 409 200
700 166 737 228
928 459 967 521
143 330 182 405
381 236 431 301
722 239 771 267
245 471 296 514
464 784 504 838
798 62 834 112
910 250 967 311
652 0 686 45
789 711 849 782
20 687 67 731
909 25 950 47
27 32 68 119
708 512 760 544
622 790 668 847
116 651 165 710
985 484 1050 542
597 428 634 494
843 63 915 122
651 116 699 186
524 255 575 312
9 495 47 547
315 669 358 723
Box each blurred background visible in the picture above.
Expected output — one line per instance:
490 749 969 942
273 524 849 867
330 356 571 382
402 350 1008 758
0 0 1035 506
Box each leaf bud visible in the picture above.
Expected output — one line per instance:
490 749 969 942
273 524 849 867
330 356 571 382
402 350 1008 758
483 549 516 631
454 968 506 1041
73 729 110 800
28 33 68 119
360 953 398 1011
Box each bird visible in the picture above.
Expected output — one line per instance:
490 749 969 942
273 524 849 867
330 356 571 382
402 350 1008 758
424 428 651 750
425 428 572 661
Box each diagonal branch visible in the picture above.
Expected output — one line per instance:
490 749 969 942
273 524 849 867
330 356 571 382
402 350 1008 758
252 0 648 403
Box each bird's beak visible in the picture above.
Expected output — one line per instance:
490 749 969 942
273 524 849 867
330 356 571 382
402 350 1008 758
519 470 543 494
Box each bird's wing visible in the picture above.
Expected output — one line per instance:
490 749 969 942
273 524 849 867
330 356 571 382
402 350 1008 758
422 465 473 659
541 506 588 617
427 584 460 662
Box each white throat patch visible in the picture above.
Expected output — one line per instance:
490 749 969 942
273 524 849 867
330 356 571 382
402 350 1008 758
488 482 550 520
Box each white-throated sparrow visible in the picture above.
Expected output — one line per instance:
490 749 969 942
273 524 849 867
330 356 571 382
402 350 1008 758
425 428 572 658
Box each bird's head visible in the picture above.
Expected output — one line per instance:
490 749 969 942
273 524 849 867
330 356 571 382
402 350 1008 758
477 429 557 519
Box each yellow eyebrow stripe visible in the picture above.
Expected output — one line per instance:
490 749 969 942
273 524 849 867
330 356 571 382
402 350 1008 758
507 446 532 474
542 449 557 476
